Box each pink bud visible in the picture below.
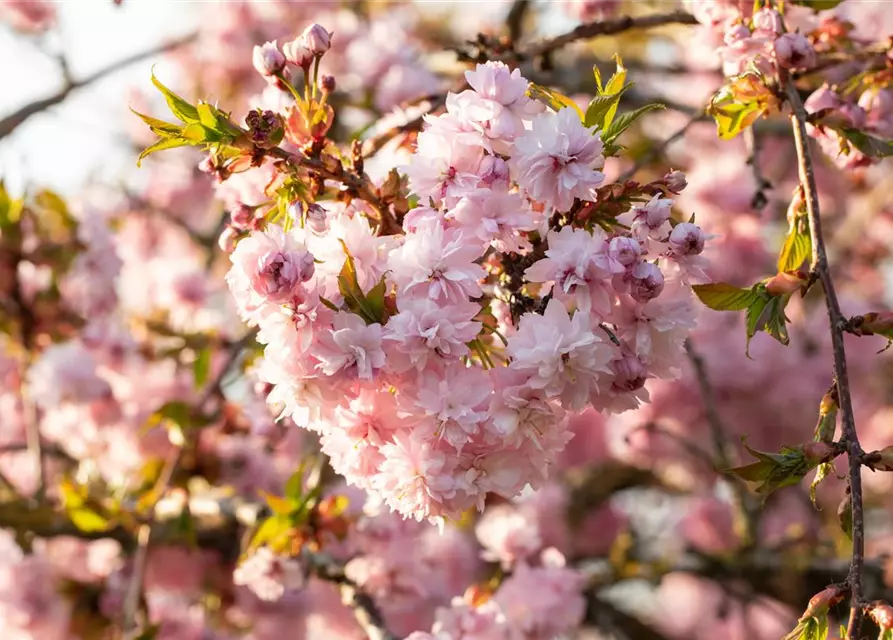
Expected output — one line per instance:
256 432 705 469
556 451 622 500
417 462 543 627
867 601 893 631
752 8 783 37
305 203 328 234
765 271 804 296
608 237 642 268
319 74 336 94
628 262 665 302
302 23 331 56
668 222 706 256
803 441 836 465
802 586 847 618
283 37 313 69
231 204 254 230
253 41 286 77
218 226 239 253
664 170 687 193
774 33 816 70
804 85 841 115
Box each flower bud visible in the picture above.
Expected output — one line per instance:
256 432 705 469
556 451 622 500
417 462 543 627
608 237 643 268
252 41 286 77
218 226 239 253
752 8 783 37
245 109 284 149
765 271 804 296
302 23 331 56
231 204 255 230
664 169 687 193
864 446 893 472
319 74 336 94
282 37 313 68
803 441 836 465
802 585 847 619
804 85 841 115
668 222 706 256
774 33 816 70
610 355 648 392
628 262 665 302
305 203 329 234
867 601 893 631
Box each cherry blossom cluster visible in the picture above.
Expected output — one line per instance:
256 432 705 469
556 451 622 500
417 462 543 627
225 38 708 528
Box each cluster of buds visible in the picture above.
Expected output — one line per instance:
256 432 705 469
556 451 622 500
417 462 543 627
253 23 332 83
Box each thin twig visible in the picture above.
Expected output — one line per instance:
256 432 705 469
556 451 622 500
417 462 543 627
684 339 758 547
523 10 698 60
784 74 865 639
122 523 151 639
306 552 397 640
0 32 197 141
744 127 771 210
619 112 705 182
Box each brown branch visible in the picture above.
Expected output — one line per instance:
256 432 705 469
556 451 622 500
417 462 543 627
744 127 771 210
522 10 698 60
122 523 151 638
505 0 530 44
306 552 397 640
361 94 445 159
784 74 866 639
0 32 197 141
684 339 759 547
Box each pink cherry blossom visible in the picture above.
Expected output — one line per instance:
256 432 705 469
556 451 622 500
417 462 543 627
511 107 606 211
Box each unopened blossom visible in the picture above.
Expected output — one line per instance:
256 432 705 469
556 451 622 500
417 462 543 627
512 107 605 211
618 194 674 244
774 32 816 69
751 8 783 37
668 222 706 256
302 23 332 55
252 41 286 77
282 36 313 68
627 262 666 302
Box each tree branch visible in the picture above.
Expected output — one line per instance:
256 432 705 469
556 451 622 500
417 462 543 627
784 74 866 639
0 32 197 141
522 10 698 60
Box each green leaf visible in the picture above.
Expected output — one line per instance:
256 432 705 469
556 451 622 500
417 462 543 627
601 55 627 129
260 490 296 516
584 88 629 130
692 283 758 311
0 181 22 229
527 83 585 121
809 462 834 507
710 99 762 140
151 68 199 124
193 347 211 388
724 442 821 501
69 508 111 533
248 514 293 553
365 276 388 325
747 292 791 350
838 127 893 158
130 108 183 138
337 241 381 325
793 0 844 9
778 220 812 272
137 137 190 167
284 465 305 502
601 103 665 147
